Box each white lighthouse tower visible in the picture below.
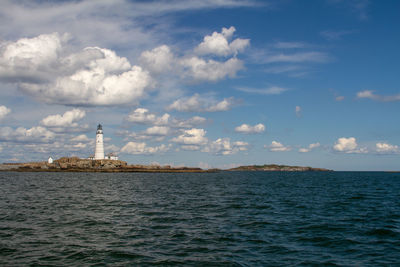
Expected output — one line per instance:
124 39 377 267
94 124 104 160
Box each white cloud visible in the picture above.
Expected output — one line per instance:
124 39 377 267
36 62 151 107
0 32 66 83
202 138 249 155
126 108 170 125
144 126 170 136
195 26 250 57
376 142 399 154
140 27 248 81
295 106 302 117
235 123 265 134
299 142 320 153
0 0 257 54
236 86 287 95
356 90 375 99
167 94 234 112
333 137 367 154
126 108 206 129
356 90 400 102
171 128 208 145
267 141 291 152
40 108 89 133
139 45 174 74
120 141 170 155
180 56 243 82
41 109 86 128
0 126 55 143
0 105 11 120
0 33 153 106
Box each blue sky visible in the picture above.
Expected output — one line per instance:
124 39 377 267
0 0 399 171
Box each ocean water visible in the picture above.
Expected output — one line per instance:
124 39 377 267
0 171 399 266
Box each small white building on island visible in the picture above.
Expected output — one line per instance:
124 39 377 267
105 153 118 160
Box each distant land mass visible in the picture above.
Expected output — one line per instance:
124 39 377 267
0 157 332 172
228 164 332 172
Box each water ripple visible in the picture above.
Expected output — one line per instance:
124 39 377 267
1 171 400 265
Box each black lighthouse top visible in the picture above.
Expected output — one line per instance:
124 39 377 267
97 124 102 131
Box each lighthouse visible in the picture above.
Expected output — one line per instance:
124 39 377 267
94 124 104 160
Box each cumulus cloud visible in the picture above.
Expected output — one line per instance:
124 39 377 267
235 123 265 134
376 142 399 154
167 94 234 112
40 108 89 133
0 25 249 107
195 26 250 57
126 108 207 129
139 26 248 81
0 32 66 83
356 90 400 102
180 56 243 82
171 128 208 145
0 126 55 143
0 33 152 106
41 109 85 127
203 138 248 155
120 141 170 155
0 105 11 120
31 61 151 107
333 137 367 153
126 108 170 125
139 45 174 74
267 141 291 152
143 126 170 136
299 142 320 153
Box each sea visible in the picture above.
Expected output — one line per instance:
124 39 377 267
0 171 399 266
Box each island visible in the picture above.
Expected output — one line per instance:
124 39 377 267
0 157 214 173
228 164 332 172
0 157 332 172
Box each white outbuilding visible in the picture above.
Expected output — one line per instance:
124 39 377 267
48 157 53 164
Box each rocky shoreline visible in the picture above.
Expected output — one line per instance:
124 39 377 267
0 157 214 173
0 157 332 173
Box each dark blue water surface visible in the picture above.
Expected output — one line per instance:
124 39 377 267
1 171 400 266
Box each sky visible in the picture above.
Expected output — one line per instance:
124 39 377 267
0 0 399 171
